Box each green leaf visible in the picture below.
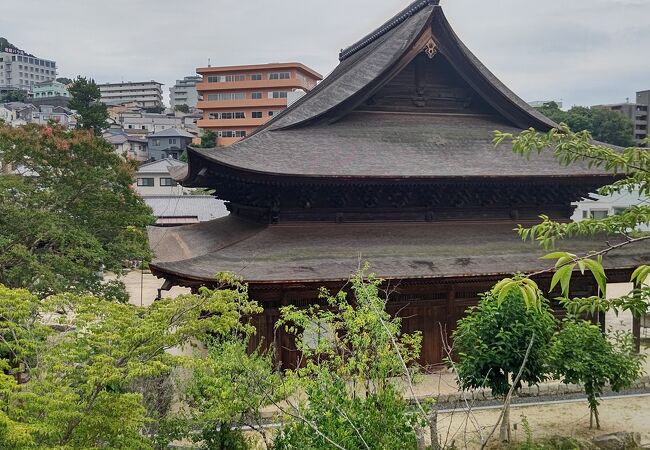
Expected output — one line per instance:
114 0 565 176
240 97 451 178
583 259 607 296
497 282 516 306
550 264 575 297
542 252 573 260
631 265 650 287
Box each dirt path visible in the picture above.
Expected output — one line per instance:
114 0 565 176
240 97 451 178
436 394 650 449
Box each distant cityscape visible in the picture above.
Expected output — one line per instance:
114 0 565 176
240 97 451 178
1 36 648 228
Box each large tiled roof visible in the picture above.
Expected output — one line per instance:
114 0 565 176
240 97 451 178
186 112 609 179
149 217 649 284
177 3 581 185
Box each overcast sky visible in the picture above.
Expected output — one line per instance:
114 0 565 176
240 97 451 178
2 0 648 107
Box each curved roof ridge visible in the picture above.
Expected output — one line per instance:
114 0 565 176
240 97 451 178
339 0 439 61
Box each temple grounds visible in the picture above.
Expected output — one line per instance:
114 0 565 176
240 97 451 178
120 271 650 447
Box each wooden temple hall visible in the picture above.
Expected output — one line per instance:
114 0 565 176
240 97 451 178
149 0 647 367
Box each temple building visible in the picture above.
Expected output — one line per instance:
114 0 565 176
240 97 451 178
149 0 647 367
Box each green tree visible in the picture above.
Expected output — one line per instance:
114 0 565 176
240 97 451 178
491 126 650 430
1 89 28 103
174 104 190 113
56 77 73 85
144 106 165 114
0 122 154 299
452 288 557 443
0 278 261 449
68 76 109 134
535 102 635 147
173 338 282 450
550 320 644 429
199 130 217 148
273 269 425 450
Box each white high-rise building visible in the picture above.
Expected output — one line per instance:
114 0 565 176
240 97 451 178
0 42 57 93
99 81 164 109
169 76 201 109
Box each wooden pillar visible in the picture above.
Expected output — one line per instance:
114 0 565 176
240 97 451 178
633 315 641 353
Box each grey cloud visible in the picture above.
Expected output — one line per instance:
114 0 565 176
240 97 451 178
0 0 648 108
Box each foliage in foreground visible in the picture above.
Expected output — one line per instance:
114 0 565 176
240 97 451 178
550 321 644 429
0 279 260 449
162 338 282 450
483 124 650 437
453 290 556 398
273 270 424 450
0 122 154 299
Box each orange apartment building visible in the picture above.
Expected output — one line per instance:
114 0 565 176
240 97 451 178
196 63 323 146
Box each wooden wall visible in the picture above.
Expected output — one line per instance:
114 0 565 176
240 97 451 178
245 274 603 370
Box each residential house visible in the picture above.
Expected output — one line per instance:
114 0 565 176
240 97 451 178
103 129 149 162
135 159 227 226
2 102 37 125
147 128 194 160
31 105 76 128
135 158 188 196
119 112 183 134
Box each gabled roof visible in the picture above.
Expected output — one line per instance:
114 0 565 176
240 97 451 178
147 128 194 139
137 158 186 174
177 1 598 186
103 129 147 145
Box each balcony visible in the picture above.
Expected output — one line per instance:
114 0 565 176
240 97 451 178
197 117 269 128
196 98 287 110
196 78 314 93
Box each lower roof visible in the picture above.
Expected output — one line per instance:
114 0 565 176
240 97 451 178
149 215 648 285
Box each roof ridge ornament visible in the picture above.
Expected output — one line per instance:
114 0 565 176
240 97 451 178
338 0 440 61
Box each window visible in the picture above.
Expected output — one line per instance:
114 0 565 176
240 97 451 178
154 139 160 146
169 138 177 144
217 130 247 138
250 73 262 81
208 112 245 120
252 111 263 119
136 177 155 187
160 177 177 187
207 92 245 101
207 74 245 83
251 92 262 99
269 72 290 80
269 91 288 99
589 210 609 219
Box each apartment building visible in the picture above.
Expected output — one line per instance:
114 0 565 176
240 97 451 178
99 81 164 109
118 112 183 134
196 62 322 145
636 90 649 144
170 75 202 109
593 89 649 146
32 79 69 99
0 43 57 92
